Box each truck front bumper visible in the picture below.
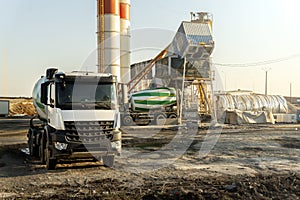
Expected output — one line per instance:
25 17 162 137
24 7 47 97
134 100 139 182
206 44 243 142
49 130 121 160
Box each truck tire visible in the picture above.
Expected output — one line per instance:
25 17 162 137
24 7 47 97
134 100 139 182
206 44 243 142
123 115 133 126
28 129 39 157
45 142 56 170
155 113 167 126
102 155 114 168
39 136 46 164
168 113 177 119
44 128 57 170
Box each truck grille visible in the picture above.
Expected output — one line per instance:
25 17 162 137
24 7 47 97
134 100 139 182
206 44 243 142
64 121 114 143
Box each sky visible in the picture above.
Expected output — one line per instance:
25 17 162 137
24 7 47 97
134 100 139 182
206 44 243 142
1 0 300 97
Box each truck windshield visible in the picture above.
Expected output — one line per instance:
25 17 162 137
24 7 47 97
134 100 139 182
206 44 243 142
57 81 117 110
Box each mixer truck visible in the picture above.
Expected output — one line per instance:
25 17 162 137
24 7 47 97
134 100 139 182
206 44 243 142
121 86 178 126
28 68 121 169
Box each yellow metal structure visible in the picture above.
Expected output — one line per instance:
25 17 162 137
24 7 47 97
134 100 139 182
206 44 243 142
127 47 168 93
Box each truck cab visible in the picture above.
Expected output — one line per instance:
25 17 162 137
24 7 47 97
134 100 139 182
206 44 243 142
28 68 121 169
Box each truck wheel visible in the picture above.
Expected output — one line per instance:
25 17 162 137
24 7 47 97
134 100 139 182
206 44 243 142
123 115 133 126
102 155 114 168
155 113 167 126
39 136 46 164
44 131 57 170
168 113 177 119
45 146 56 170
28 129 39 157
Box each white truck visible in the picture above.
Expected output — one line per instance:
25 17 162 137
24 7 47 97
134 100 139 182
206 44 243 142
28 68 121 169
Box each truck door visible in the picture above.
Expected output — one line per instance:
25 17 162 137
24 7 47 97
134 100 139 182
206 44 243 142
47 83 64 130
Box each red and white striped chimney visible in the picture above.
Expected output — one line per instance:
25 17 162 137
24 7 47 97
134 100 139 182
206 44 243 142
119 0 131 83
97 0 121 80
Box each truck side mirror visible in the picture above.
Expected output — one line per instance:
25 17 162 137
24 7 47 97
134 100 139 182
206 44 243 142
46 68 58 79
41 83 48 104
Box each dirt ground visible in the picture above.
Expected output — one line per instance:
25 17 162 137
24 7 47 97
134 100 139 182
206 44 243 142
0 117 299 199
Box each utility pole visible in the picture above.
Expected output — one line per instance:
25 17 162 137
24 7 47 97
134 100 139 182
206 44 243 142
265 70 268 95
3 49 6 97
262 67 271 95
290 83 292 103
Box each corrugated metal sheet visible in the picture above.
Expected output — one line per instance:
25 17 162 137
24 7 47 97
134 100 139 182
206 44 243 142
181 22 213 45
182 22 211 36
186 35 213 44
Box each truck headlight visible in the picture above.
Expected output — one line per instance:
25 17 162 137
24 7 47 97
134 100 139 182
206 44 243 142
111 130 121 141
111 141 121 153
54 142 68 150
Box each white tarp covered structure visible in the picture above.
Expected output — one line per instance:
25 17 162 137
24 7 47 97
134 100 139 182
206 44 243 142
224 110 275 125
215 92 288 124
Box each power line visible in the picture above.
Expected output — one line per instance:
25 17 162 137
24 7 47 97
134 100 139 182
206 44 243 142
213 54 300 68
